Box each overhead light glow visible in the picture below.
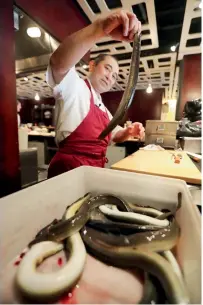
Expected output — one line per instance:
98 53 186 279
146 84 153 94
35 93 40 101
27 27 41 38
24 77 28 81
199 2 202 8
82 64 88 69
171 45 176 52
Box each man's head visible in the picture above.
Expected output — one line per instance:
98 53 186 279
88 54 119 94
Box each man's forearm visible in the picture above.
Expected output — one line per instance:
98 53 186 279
50 20 104 83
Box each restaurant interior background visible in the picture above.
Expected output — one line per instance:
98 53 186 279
0 0 201 197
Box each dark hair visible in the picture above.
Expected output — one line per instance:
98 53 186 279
93 53 118 66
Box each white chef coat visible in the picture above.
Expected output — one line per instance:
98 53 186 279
17 114 21 127
46 65 123 145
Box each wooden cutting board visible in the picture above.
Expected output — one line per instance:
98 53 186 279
111 150 201 185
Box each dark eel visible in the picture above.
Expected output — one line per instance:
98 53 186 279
140 273 166 304
80 193 189 304
98 33 141 139
30 193 182 246
88 194 182 233
19 192 187 303
28 193 130 247
127 192 182 219
126 202 164 217
81 224 189 304
88 206 168 234
82 217 180 252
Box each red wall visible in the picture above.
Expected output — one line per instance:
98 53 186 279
177 54 201 119
0 1 21 197
102 89 164 126
20 90 164 126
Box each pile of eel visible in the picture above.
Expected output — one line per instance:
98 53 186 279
15 192 190 304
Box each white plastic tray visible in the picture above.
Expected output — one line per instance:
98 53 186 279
0 166 201 303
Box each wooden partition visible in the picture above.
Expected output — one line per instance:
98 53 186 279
102 89 164 126
176 54 201 120
0 1 21 197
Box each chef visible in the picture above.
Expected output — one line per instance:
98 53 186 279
46 9 145 178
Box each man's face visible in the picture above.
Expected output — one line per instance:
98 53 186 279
90 56 119 94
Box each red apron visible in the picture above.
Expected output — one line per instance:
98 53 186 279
48 79 111 178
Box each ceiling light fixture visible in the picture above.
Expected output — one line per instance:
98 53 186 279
82 64 88 69
146 84 153 94
35 93 40 101
171 43 180 52
24 77 28 81
170 45 176 52
27 27 41 38
199 2 202 8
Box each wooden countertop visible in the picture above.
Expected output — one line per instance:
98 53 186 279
111 150 201 185
28 132 55 137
